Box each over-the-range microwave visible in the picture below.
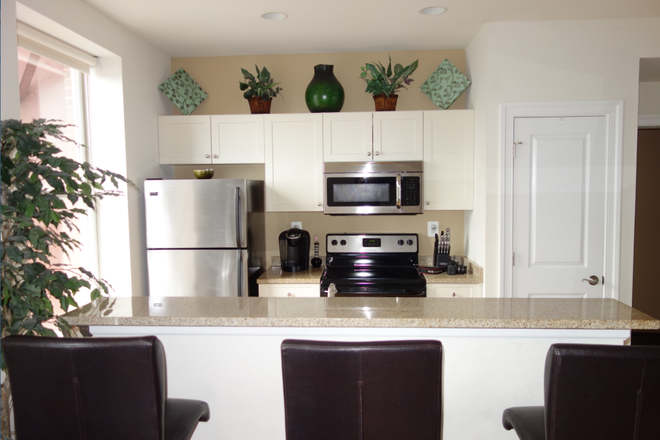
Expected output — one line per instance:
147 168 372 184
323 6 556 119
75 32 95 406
323 161 423 215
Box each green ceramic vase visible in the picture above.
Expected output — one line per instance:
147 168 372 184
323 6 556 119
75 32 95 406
305 64 344 112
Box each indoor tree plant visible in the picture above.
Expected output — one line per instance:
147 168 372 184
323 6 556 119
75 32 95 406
239 65 283 114
0 119 130 437
359 56 419 111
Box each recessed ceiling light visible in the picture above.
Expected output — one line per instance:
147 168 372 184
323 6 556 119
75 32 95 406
419 6 447 16
262 12 288 21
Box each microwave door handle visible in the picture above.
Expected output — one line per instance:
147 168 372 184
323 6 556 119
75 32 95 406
396 173 402 210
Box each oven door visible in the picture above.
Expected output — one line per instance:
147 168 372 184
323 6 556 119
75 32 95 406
321 280 426 297
324 173 422 215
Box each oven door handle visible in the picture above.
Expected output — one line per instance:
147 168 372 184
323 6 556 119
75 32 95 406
396 173 402 210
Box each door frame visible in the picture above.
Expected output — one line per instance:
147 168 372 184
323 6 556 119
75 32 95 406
501 101 624 299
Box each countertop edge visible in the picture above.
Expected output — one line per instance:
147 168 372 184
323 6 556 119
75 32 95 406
67 317 660 330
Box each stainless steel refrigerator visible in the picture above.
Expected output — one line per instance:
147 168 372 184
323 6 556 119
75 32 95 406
144 179 265 297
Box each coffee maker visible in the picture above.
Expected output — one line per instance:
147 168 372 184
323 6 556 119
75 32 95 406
279 228 310 272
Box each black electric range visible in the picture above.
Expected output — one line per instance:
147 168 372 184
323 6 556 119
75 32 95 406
320 233 426 297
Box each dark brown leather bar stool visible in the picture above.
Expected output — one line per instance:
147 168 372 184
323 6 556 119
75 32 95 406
502 343 660 440
3 335 210 440
281 339 442 440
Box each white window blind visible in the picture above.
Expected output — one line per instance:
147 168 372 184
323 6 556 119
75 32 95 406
17 21 98 74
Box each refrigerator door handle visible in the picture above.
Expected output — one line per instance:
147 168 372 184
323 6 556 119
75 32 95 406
237 250 243 297
235 187 242 248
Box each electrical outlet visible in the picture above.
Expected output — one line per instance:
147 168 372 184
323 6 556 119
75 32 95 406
427 221 439 237
291 221 302 229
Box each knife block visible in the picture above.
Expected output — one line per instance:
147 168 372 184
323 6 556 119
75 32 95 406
433 251 451 268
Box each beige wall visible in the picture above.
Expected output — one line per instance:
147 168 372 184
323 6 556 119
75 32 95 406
175 164 464 264
170 49 466 115
639 82 660 116
171 50 468 264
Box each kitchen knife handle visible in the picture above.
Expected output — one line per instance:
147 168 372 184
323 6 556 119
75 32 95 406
396 173 402 210
235 187 242 248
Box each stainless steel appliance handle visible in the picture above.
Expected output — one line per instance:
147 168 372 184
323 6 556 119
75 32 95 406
237 250 243 296
235 187 242 248
396 173 402 209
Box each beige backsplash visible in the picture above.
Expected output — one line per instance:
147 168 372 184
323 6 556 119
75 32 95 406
174 164 464 265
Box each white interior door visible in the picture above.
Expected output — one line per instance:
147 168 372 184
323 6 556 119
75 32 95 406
512 116 607 298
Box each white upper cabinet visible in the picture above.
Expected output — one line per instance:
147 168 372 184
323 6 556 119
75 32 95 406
265 114 324 212
158 115 212 165
158 115 265 165
373 111 424 161
423 109 474 210
323 111 423 162
211 115 265 164
323 113 372 161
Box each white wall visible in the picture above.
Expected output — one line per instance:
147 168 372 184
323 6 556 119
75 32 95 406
466 18 660 304
1 0 173 296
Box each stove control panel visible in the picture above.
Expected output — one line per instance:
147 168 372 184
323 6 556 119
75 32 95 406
326 234 418 254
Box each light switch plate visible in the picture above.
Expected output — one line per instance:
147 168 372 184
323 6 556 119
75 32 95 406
427 221 439 237
291 221 302 229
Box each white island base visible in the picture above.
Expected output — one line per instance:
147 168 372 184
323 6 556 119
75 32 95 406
91 325 629 440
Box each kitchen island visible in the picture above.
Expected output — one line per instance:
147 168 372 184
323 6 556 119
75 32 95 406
65 297 658 440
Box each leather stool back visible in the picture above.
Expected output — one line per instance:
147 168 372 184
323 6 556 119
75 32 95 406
281 339 442 440
503 343 660 440
3 335 210 440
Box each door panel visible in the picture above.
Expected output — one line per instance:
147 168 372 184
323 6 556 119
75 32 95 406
147 249 247 297
145 179 247 249
513 117 607 298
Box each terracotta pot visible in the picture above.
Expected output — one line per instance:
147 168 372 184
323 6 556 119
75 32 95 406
373 93 398 111
247 96 272 114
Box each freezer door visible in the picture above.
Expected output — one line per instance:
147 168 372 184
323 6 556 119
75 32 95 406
147 249 248 297
145 179 248 249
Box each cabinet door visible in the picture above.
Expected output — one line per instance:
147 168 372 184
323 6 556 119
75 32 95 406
158 115 212 164
427 284 475 298
423 110 474 210
259 284 319 297
323 112 373 162
373 111 423 161
265 114 323 212
211 115 265 164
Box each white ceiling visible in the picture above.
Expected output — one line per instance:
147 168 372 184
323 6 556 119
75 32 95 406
83 0 660 58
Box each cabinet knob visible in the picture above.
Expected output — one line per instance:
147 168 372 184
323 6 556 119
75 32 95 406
205 154 210 159
367 151 372 156
213 154 218 159
317 202 322 207
374 151 380 156
287 292 292 297
452 292 456 297
425 201 430 205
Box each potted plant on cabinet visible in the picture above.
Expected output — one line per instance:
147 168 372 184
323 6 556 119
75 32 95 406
239 65 283 114
0 119 130 436
359 56 419 111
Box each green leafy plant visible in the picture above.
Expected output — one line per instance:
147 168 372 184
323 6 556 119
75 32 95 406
239 65 283 101
359 56 419 97
1 118 130 344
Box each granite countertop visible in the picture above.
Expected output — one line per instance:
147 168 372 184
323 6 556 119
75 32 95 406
64 297 660 330
257 256 484 285
257 266 325 284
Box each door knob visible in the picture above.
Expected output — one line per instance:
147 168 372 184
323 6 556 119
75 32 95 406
581 275 599 286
